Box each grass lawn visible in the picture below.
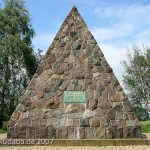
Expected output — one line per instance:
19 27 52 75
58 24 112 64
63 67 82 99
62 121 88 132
140 120 150 133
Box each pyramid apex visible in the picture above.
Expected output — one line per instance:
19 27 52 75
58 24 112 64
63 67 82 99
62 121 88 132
71 5 78 12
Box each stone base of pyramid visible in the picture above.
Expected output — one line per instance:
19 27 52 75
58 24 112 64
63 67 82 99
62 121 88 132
7 126 141 139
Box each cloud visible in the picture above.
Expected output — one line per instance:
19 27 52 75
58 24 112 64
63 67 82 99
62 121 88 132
93 4 150 21
33 33 55 52
98 43 126 81
91 24 135 41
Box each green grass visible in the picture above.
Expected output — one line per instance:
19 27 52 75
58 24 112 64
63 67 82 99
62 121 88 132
0 129 6 133
141 120 150 133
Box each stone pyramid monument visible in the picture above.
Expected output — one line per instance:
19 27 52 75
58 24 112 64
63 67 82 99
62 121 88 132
7 6 141 139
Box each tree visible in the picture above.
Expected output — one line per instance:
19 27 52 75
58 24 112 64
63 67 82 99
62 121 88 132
0 0 38 123
122 46 150 120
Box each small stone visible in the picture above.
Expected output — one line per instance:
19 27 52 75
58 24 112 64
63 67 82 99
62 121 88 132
47 126 56 138
70 31 77 37
119 120 126 127
46 118 52 126
92 52 101 61
80 118 89 127
104 66 112 73
8 118 17 127
128 112 138 120
44 92 53 100
60 41 66 47
68 127 75 139
113 127 123 138
105 127 113 139
100 116 110 127
132 127 141 138
75 127 85 139
32 119 40 127
126 120 134 126
123 127 131 138
93 127 105 139
89 39 97 44
67 113 82 119
106 108 116 120
111 120 119 127
56 127 68 139
72 42 81 50
52 110 63 117
85 127 94 139
82 109 95 118
123 100 132 112
29 91 36 97
45 98 59 109
124 113 129 120
36 66 43 75
65 104 85 114
65 119 73 126
73 119 80 126
89 117 100 127
115 112 124 120
88 99 98 111
58 80 70 90
22 118 31 127
101 59 108 66
116 85 122 91
17 104 26 112
134 119 140 127
11 111 21 120
93 108 104 117
40 118 47 126
37 91 44 99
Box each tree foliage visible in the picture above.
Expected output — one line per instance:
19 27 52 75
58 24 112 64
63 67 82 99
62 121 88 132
122 46 150 120
0 0 39 122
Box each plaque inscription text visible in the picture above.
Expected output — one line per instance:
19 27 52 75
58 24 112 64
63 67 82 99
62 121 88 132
64 91 86 103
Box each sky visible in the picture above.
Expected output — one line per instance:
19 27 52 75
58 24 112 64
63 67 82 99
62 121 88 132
1 0 150 83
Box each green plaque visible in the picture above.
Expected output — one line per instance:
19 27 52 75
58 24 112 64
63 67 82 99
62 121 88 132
64 91 86 103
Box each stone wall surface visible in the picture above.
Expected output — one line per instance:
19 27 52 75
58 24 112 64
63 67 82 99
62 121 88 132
7 6 141 139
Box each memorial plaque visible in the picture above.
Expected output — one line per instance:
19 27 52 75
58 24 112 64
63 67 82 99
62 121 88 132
64 91 86 103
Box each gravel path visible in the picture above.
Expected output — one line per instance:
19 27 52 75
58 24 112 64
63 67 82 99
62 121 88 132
0 133 150 150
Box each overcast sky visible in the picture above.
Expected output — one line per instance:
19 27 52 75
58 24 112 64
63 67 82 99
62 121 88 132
1 0 150 82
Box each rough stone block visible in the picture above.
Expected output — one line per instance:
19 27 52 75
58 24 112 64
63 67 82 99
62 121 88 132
88 99 98 111
105 127 113 139
22 118 31 127
85 127 94 139
128 112 138 120
123 100 132 112
80 118 89 127
112 127 123 138
89 117 100 127
68 127 75 139
100 116 110 127
123 127 131 138
32 119 40 127
65 118 73 126
73 119 80 127
75 127 85 139
47 126 56 138
106 108 116 120
93 127 105 139
56 127 68 139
